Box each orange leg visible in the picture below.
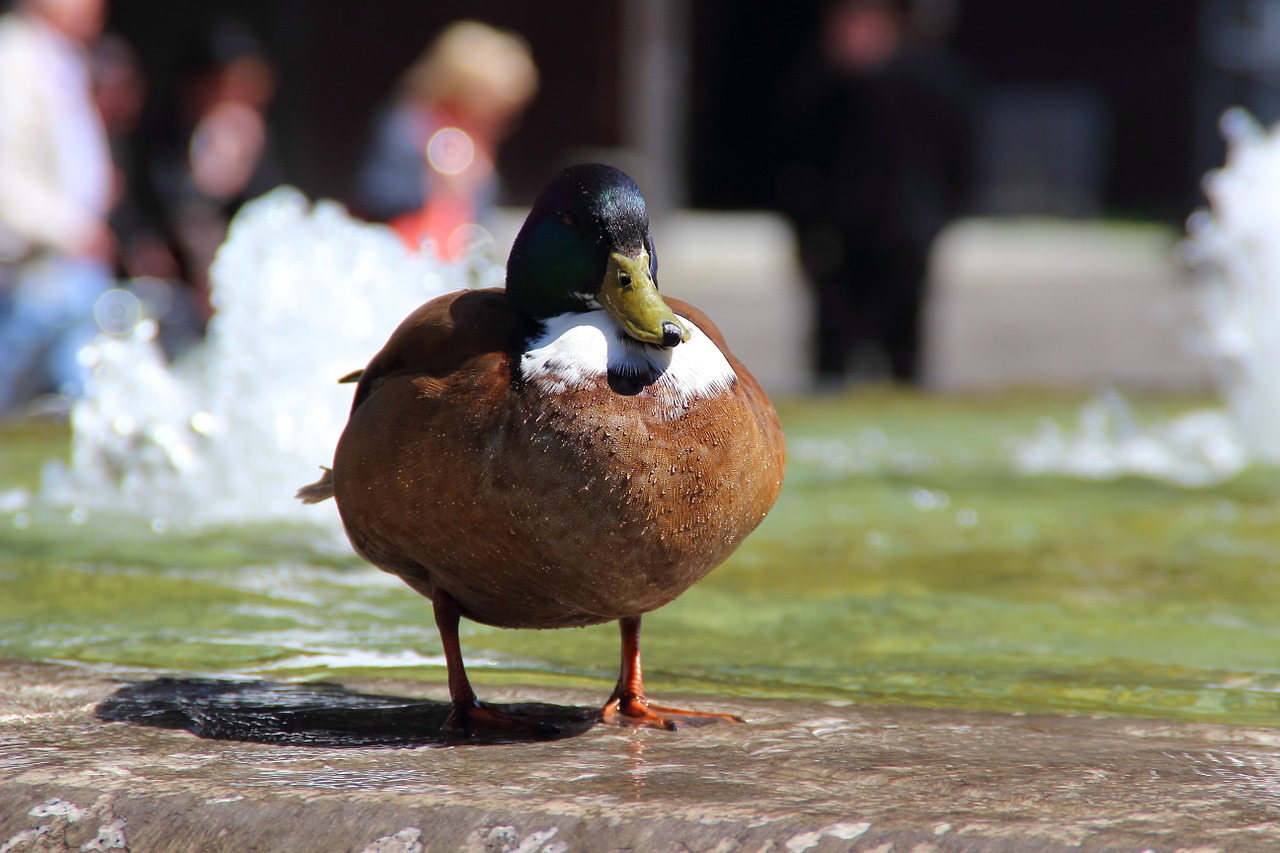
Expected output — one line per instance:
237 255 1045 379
433 589 557 736
600 615 743 730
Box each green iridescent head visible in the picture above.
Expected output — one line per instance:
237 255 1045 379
505 164 688 348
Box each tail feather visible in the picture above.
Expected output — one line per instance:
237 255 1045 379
296 466 335 504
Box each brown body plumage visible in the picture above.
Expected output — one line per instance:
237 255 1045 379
330 288 783 630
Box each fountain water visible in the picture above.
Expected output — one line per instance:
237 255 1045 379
1184 109 1280 462
35 187 498 529
1014 109 1280 486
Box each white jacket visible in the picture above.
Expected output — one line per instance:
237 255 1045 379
0 12 111 260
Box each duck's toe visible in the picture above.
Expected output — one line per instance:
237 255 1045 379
600 694 744 731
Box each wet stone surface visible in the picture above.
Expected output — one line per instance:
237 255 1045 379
3 661 1280 851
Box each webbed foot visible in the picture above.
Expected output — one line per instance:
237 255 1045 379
601 694 743 731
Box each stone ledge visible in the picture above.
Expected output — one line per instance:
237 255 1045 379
925 218 1211 393
3 661 1279 851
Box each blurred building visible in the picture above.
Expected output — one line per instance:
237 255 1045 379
104 0 1277 223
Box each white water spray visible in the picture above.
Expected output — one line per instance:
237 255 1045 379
1015 109 1280 486
38 187 497 527
1184 109 1280 464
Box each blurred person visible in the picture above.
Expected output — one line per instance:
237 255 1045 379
0 0 115 414
776 0 970 386
151 18 284 319
91 33 172 280
91 32 202 359
353 20 538 260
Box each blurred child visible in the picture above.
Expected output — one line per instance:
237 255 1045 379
353 21 538 260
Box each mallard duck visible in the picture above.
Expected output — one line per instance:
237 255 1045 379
300 163 785 733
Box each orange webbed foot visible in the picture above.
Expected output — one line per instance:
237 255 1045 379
600 694 743 731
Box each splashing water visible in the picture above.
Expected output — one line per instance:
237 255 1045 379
37 188 499 528
1012 390 1246 486
1186 108 1280 462
1016 109 1280 486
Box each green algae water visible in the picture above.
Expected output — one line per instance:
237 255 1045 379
5 392 1280 726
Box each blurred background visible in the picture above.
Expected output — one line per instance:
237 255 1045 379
5 0 1279 408
104 0 1269 218
2 0 1269 412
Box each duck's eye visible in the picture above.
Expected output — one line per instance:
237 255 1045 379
558 211 579 228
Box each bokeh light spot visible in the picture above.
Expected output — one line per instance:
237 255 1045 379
94 289 143 335
426 127 475 176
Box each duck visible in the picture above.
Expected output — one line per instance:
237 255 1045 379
299 163 785 734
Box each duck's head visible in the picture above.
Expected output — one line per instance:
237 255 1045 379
506 163 689 348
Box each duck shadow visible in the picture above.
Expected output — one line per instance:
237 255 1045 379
95 678 598 748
